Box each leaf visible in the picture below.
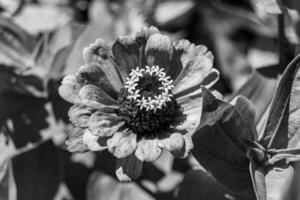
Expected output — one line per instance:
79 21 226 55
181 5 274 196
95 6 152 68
250 159 294 200
250 0 283 14
250 160 267 200
287 64 300 148
284 0 300 10
0 15 36 69
32 22 85 80
260 54 300 149
12 141 62 200
192 88 256 196
177 169 235 200
230 71 277 124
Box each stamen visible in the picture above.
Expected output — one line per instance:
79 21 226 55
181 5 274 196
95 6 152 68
124 66 174 111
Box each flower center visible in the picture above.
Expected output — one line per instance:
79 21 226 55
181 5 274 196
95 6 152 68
118 66 180 137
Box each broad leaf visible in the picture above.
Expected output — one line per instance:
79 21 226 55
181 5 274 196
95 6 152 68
12 141 62 200
178 169 235 200
192 88 256 196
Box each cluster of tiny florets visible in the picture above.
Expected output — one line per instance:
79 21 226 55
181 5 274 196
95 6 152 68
124 66 174 112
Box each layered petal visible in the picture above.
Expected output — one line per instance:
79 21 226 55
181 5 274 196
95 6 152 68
58 75 82 104
107 130 137 158
175 68 219 101
135 26 160 47
173 55 213 95
76 63 121 98
175 95 203 156
135 26 160 67
112 36 140 82
158 133 185 157
145 33 173 71
79 84 118 109
82 39 123 93
135 138 162 162
68 104 93 128
65 126 88 153
115 154 143 181
82 129 106 151
89 111 125 137
83 38 110 65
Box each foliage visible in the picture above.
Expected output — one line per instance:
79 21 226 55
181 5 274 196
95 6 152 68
0 0 300 200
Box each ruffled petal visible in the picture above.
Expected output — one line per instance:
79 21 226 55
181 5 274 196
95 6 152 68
79 84 118 109
68 104 93 128
173 55 213 95
183 134 193 157
82 39 123 92
83 38 110 65
135 26 160 67
107 130 137 158
135 26 160 47
135 138 162 162
175 96 203 156
89 111 125 137
82 129 106 151
112 36 140 82
77 63 120 98
115 154 143 181
145 33 173 71
173 39 197 67
58 75 82 104
158 133 185 157
65 126 88 153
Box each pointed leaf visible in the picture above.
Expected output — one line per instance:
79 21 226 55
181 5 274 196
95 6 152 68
287 65 300 148
260 54 300 149
230 71 277 124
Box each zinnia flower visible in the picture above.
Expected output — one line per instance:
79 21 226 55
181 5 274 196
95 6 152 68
59 26 219 181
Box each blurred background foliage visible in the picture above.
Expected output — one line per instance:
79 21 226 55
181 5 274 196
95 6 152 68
0 0 300 200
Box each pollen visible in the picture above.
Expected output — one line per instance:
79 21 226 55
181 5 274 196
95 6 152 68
118 66 181 137
124 66 174 112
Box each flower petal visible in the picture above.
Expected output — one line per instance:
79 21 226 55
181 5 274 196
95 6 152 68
158 133 185 157
83 38 110 65
68 104 93 128
135 26 160 47
65 126 88 153
82 39 123 92
135 26 160 67
79 84 118 109
145 33 173 71
58 75 82 104
112 36 140 82
173 55 213 95
173 39 197 67
89 111 125 137
77 63 120 98
175 96 203 155
183 134 193 157
175 68 219 101
107 130 137 158
135 138 162 162
82 129 106 151
115 154 143 181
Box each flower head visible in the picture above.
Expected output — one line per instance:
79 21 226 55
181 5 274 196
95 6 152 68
59 26 219 181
